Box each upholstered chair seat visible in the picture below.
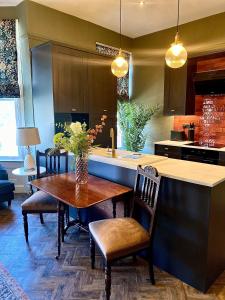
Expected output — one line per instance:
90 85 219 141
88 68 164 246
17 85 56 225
21 191 58 212
89 218 150 260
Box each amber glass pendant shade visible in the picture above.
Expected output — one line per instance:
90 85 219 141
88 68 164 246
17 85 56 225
165 0 187 69
111 0 129 78
165 33 187 68
111 49 128 78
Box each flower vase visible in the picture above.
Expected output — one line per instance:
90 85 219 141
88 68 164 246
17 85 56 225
75 154 88 184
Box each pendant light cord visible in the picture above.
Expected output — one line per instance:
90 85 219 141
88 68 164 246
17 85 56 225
120 0 122 49
176 0 180 34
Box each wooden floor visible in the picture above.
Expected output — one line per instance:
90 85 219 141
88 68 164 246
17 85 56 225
0 194 224 300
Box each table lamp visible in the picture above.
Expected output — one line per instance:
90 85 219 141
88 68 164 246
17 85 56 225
16 127 41 171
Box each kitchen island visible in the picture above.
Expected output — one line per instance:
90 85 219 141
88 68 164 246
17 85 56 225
88 148 225 292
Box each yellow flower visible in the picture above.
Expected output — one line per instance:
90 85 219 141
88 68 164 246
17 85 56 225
70 122 82 136
53 132 64 145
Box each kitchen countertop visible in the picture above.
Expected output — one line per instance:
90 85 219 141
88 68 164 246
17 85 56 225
154 140 225 151
151 158 225 187
89 148 225 187
89 148 168 170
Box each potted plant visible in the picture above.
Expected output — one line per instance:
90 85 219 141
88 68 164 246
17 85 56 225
118 101 159 152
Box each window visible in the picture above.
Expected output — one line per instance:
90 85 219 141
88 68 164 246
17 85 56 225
0 19 21 160
0 99 20 159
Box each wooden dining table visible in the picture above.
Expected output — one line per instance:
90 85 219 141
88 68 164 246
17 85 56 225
31 173 133 258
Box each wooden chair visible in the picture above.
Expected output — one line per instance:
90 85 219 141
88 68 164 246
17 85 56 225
21 149 68 242
89 165 161 300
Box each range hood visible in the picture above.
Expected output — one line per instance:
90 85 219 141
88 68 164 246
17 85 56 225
194 69 225 95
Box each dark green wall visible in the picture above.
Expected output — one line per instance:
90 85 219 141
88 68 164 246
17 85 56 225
25 1 132 51
132 11 225 152
0 7 17 19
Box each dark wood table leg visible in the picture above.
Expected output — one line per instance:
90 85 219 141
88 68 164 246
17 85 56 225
56 200 62 259
112 199 117 218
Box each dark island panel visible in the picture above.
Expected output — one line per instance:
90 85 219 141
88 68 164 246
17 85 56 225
88 159 225 292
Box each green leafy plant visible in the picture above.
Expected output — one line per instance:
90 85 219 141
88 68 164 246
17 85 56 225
118 101 160 152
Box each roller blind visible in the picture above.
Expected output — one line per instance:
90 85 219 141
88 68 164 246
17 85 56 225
0 19 20 98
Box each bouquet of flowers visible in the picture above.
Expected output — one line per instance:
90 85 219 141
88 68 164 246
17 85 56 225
51 115 107 184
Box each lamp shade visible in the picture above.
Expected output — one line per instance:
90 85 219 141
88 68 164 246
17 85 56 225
16 127 41 146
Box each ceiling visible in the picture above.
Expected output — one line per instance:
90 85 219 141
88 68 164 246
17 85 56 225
1 0 225 38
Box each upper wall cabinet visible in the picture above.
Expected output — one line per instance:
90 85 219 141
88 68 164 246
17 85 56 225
53 46 87 113
31 42 117 149
87 53 117 115
164 60 196 116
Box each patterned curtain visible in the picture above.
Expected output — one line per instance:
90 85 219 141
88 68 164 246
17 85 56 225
96 43 130 100
0 19 20 98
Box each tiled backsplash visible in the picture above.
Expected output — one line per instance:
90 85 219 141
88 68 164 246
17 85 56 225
173 55 225 146
173 115 200 141
174 96 225 145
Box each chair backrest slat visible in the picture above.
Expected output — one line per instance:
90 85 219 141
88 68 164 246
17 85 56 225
36 149 69 178
132 165 161 235
58 155 60 173
53 155 56 173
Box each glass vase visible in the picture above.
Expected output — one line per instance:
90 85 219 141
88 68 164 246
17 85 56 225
75 154 88 184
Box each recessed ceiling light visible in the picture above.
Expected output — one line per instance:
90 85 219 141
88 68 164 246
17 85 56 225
139 1 144 6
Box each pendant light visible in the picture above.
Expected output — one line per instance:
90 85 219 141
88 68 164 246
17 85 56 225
165 0 187 68
111 0 129 78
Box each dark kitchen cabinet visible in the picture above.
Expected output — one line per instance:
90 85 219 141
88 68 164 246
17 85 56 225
53 46 87 113
219 152 225 166
87 53 117 114
31 42 117 150
87 53 117 147
155 143 221 165
164 60 196 115
155 144 182 159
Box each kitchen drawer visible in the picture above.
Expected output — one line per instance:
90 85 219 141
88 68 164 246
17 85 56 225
219 152 225 166
155 144 182 159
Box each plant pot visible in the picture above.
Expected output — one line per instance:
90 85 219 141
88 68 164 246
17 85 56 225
75 154 88 184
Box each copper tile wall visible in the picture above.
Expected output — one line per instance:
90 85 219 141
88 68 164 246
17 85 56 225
173 56 225 146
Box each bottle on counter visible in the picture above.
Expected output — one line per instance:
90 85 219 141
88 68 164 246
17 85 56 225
188 123 195 141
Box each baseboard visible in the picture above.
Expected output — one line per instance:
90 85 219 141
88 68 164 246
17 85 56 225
15 185 25 194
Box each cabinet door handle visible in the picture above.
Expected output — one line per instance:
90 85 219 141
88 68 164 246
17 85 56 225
164 147 169 150
170 109 175 112
164 153 169 157
72 108 77 112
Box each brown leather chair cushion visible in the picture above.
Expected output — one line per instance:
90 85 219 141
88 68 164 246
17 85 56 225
21 191 58 212
89 218 150 260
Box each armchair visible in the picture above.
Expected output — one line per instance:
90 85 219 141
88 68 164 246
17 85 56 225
0 164 15 207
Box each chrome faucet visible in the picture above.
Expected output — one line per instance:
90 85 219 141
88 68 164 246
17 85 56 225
110 128 116 158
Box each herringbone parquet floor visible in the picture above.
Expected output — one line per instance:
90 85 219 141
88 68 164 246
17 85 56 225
0 194 224 300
